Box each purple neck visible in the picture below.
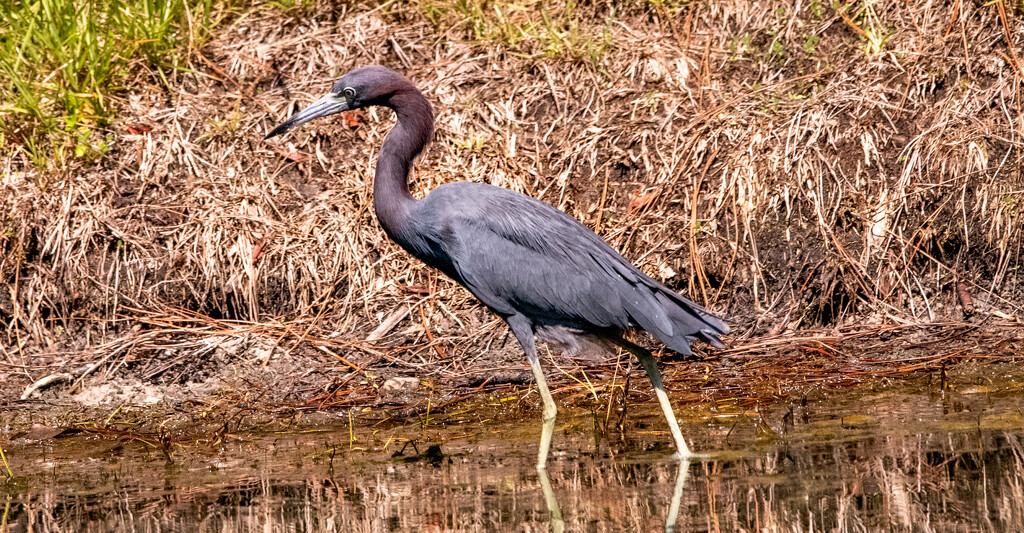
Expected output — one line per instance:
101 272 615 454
373 85 434 238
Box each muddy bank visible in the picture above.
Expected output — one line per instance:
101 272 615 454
2 323 1020 440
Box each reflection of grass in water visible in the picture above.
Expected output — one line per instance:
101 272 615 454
6 423 1024 531
13 373 1024 533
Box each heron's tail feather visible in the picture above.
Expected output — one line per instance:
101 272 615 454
624 285 729 356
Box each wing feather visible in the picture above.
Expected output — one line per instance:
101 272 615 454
422 183 728 352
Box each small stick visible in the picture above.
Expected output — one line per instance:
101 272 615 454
21 373 74 400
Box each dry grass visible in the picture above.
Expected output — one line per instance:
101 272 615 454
2 0 1023 395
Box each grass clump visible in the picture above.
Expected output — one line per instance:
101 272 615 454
0 0 229 170
835 0 893 55
419 0 613 67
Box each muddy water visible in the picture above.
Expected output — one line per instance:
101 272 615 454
4 373 1024 532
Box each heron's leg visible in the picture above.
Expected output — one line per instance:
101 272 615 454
631 346 694 458
530 354 558 470
507 316 557 470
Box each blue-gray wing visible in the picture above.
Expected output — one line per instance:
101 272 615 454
427 183 728 354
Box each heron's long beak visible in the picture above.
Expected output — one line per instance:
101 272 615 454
265 93 349 139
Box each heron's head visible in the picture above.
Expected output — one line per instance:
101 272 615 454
265 65 408 139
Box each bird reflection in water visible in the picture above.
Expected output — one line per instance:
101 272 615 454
538 458 691 533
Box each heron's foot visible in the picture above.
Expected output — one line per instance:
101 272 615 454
672 449 711 461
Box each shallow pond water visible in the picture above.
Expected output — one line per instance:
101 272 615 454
4 374 1024 532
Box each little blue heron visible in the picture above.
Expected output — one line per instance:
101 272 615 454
266 65 729 469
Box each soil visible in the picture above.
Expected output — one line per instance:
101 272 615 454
2 322 1021 442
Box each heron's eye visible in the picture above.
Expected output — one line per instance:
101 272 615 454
342 87 356 98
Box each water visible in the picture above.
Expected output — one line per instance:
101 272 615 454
4 377 1024 532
